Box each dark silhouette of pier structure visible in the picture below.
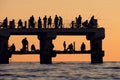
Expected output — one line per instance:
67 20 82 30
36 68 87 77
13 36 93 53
0 16 105 64
0 28 105 64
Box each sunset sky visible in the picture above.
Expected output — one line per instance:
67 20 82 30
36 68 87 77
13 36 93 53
0 0 120 62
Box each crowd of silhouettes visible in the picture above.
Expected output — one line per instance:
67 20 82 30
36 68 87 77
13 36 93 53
63 41 86 52
9 38 37 53
8 38 86 53
0 15 98 29
63 41 75 52
71 15 98 28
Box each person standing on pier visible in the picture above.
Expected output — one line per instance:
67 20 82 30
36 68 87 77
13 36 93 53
77 15 82 28
24 21 27 29
28 15 35 28
89 16 98 28
21 38 28 52
18 19 23 28
63 41 66 51
75 17 78 28
38 17 42 28
9 19 15 29
2 17 8 28
73 41 75 51
43 15 47 28
31 15 35 28
59 16 63 28
48 16 52 28
54 15 59 28
71 21 75 28
81 42 86 51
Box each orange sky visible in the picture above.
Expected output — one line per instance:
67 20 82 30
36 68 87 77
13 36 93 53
0 0 120 62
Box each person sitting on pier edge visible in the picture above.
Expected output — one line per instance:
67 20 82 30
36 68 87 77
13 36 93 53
48 16 52 28
9 44 16 53
59 16 63 28
89 16 98 28
2 17 8 28
31 44 36 52
81 42 86 52
82 20 89 28
43 15 47 28
18 19 23 28
28 15 35 28
38 17 42 28
63 41 67 51
9 19 15 29
67 43 74 52
54 15 59 28
21 37 28 52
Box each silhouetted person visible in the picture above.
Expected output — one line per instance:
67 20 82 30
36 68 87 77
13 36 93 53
48 16 52 28
24 21 27 29
28 15 35 28
73 41 75 51
31 15 35 28
28 19 30 28
67 43 73 51
81 42 86 51
77 15 82 28
21 38 28 52
59 16 63 28
2 17 8 28
82 20 89 28
43 15 47 28
71 21 75 28
54 15 59 28
75 17 78 28
9 19 15 29
32 16 35 28
18 19 23 28
63 41 66 51
9 44 16 53
38 17 42 28
89 16 98 28
31 44 36 51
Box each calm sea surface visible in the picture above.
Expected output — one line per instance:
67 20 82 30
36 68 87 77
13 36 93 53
0 62 120 80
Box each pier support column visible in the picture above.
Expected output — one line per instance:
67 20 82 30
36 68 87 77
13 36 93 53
86 28 105 64
90 39 104 63
0 35 10 64
38 32 56 64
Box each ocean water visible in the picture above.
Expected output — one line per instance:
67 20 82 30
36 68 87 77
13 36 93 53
0 62 120 80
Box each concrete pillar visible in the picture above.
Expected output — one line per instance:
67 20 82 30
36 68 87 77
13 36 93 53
0 36 10 64
90 39 104 63
38 32 56 64
86 28 105 64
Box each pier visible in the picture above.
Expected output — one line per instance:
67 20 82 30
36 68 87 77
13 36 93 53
0 28 105 64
